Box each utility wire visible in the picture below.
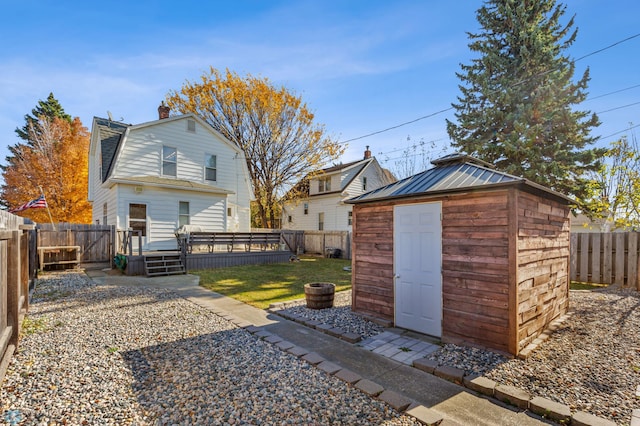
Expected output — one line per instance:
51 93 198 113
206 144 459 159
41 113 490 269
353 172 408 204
574 33 640 62
339 108 453 144
597 101 640 115
587 83 640 101
337 32 640 145
600 123 640 140
376 137 446 157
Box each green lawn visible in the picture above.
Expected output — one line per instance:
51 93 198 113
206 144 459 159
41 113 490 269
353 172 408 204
194 256 352 309
570 281 609 291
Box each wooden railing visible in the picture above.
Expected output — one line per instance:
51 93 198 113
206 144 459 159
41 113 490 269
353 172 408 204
117 229 142 256
570 232 640 288
180 231 283 254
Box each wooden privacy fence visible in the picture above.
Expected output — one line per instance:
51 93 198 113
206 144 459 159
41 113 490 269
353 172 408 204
571 232 640 288
38 223 115 269
257 230 352 259
0 210 35 383
302 231 352 259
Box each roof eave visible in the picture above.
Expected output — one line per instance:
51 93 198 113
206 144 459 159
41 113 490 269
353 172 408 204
346 180 573 205
106 177 235 195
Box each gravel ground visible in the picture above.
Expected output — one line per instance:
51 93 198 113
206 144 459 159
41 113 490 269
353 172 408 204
272 291 386 339
277 287 640 425
0 272 419 426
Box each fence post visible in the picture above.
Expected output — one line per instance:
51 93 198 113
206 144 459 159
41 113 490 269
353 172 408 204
569 233 578 282
7 231 21 348
628 233 638 289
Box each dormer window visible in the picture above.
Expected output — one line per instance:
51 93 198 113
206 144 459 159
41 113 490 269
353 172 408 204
318 176 331 193
162 146 177 176
363 177 368 191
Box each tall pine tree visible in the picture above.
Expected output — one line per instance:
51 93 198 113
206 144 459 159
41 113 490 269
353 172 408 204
15 92 71 142
446 0 604 200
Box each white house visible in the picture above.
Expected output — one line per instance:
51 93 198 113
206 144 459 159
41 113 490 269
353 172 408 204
281 147 395 231
88 103 253 251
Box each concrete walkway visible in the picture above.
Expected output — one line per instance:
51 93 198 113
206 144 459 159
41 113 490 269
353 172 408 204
86 270 550 426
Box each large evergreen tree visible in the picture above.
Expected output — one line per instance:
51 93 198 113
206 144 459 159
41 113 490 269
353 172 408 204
15 92 71 142
446 0 604 200
4 93 73 169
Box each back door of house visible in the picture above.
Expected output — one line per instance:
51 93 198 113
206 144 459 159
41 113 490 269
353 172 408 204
394 202 442 337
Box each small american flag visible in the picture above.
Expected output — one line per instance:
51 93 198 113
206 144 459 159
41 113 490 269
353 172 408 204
9 195 48 213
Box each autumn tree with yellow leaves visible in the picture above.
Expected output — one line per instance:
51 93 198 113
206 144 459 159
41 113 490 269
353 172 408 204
1 109 92 224
167 68 344 228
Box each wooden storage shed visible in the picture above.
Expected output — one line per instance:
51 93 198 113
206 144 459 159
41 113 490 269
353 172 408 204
346 154 572 356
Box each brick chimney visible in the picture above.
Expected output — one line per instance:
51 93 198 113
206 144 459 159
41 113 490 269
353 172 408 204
158 101 170 120
364 145 371 159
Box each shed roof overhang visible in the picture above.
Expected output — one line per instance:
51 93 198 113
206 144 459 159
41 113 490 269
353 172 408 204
346 179 573 206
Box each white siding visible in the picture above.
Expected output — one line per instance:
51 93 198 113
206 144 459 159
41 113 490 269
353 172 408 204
113 118 240 188
345 161 392 198
89 115 253 247
283 159 394 231
309 172 341 196
116 184 227 250
283 195 353 232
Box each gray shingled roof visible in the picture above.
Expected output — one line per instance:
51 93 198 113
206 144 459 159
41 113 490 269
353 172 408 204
95 117 129 182
346 153 572 204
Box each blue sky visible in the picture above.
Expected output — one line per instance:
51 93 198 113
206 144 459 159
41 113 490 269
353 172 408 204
1 1 639 175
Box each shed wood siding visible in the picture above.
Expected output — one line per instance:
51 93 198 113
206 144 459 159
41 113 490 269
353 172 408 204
352 204 394 320
516 191 570 352
441 191 511 353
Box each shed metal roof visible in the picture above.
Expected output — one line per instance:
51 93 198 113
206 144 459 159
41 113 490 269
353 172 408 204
346 154 572 204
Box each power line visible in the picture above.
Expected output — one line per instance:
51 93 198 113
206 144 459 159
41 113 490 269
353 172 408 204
597 101 640 115
574 33 640 62
339 107 453 144
586 83 640 101
376 137 446 157
337 32 640 145
600 123 640 140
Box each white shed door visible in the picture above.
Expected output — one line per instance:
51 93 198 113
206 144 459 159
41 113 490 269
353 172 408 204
394 202 442 337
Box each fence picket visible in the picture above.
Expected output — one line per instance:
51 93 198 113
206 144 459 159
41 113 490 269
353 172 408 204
572 232 640 286
602 233 613 283
591 234 601 284
628 233 638 289
570 233 578 281
579 233 590 282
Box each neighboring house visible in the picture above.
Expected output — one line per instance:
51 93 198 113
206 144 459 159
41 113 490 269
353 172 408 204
281 147 395 231
346 153 573 357
88 103 253 251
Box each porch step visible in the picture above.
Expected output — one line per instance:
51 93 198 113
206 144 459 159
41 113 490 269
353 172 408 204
144 254 185 277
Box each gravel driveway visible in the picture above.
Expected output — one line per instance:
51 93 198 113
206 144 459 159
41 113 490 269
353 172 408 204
1 272 418 425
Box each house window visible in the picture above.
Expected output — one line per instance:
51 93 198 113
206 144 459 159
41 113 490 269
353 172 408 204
98 152 103 182
205 154 217 181
103 203 108 225
187 119 196 133
348 211 353 226
179 201 190 227
318 176 331 193
227 207 232 217
304 203 308 215
318 212 324 231
129 203 147 237
363 177 367 191
163 146 177 176
288 215 292 223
